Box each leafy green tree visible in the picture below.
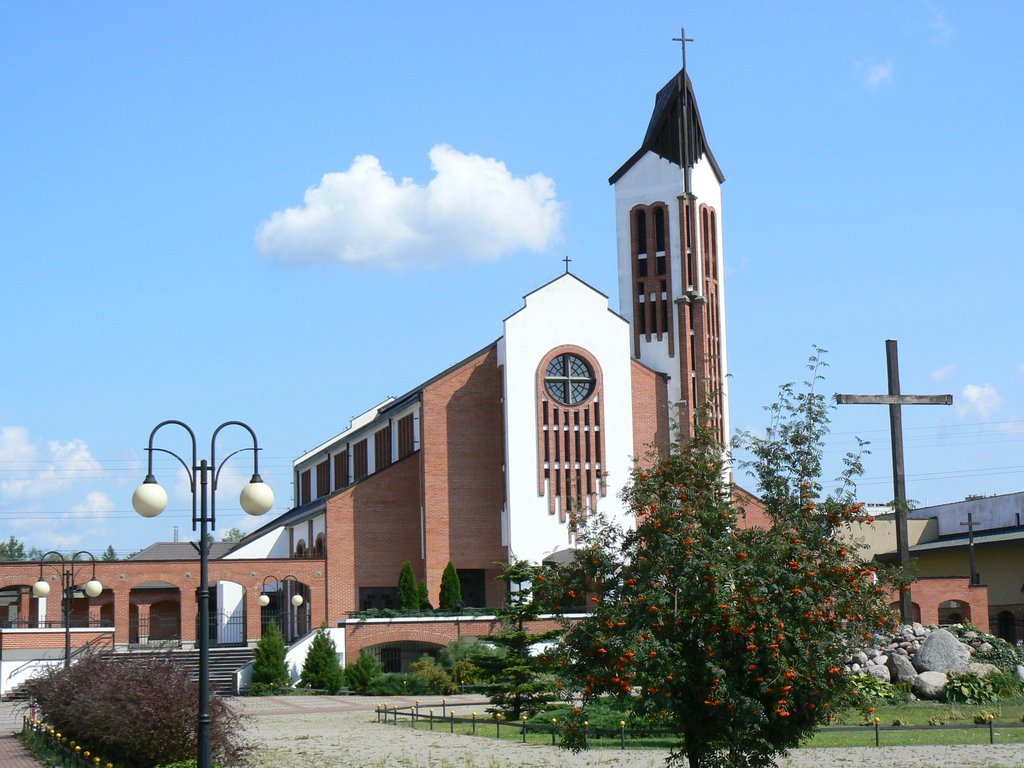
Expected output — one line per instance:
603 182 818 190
101 545 118 561
251 619 290 690
551 354 901 768
0 535 26 561
439 561 462 610
474 559 561 719
299 625 345 693
220 527 246 543
344 649 383 694
410 654 456 694
398 561 418 610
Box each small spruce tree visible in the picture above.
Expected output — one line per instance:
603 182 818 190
251 619 290 690
474 559 561 719
417 579 432 610
439 561 463 610
299 625 345 694
398 561 418 610
344 649 383 694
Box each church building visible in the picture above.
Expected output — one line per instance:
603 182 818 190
225 64 734 619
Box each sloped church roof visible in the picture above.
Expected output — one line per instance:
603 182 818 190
609 68 724 185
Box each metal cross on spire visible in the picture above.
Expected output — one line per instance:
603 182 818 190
672 27 693 73
836 339 953 624
562 255 572 274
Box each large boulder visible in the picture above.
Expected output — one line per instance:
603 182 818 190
913 628 970 674
912 670 948 700
865 664 891 683
964 662 1000 678
886 653 918 683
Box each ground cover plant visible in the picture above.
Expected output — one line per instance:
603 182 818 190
24 650 250 768
545 352 904 768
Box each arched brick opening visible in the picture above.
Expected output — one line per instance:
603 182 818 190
938 599 970 625
365 640 444 674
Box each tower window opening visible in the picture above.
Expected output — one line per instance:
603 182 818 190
654 207 665 252
635 210 648 255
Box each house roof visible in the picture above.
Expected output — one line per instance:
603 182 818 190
908 527 1024 553
609 68 724 185
128 542 238 561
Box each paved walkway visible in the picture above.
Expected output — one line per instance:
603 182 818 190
0 700 41 767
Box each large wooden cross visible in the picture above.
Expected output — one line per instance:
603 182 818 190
960 512 979 586
836 339 952 623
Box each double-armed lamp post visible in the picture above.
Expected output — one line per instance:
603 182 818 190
31 551 103 668
132 420 274 768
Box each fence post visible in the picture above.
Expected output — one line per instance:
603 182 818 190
496 713 501 738
429 709 434 731
551 718 557 746
989 715 995 745
522 714 528 743
472 712 477 735
414 700 420 725
620 720 626 750
874 717 880 747
583 720 589 749
442 697 447 717
450 712 455 734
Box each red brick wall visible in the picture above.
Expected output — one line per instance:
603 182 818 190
421 345 507 607
324 453 423 618
733 485 770 529
630 359 670 465
0 558 326 646
893 577 988 628
343 616 567 659
0 629 113 652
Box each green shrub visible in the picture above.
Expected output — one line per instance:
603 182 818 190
299 626 345 694
251 619 290 688
366 672 430 696
439 561 462 610
987 668 1024 698
344 649 383 694
944 672 998 704
398 562 418 610
848 673 904 703
411 654 456 694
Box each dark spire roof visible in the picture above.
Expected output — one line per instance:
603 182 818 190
609 68 724 185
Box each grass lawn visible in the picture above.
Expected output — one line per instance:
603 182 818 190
384 698 1024 751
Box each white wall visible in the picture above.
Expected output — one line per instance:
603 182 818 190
499 275 636 564
613 149 729 439
223 527 290 559
909 492 1024 536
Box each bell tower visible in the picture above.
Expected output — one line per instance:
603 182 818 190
609 33 729 444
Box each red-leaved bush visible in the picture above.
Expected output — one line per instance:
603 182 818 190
25 651 250 768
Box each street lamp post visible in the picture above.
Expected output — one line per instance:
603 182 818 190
31 551 103 669
258 576 304 641
132 420 274 768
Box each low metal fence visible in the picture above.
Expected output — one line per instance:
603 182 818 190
375 703 1024 749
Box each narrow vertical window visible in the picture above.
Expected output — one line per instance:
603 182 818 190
300 470 311 505
353 440 368 481
654 207 665 252
316 459 329 498
635 209 647 255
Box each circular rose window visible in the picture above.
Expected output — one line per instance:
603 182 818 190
544 353 595 405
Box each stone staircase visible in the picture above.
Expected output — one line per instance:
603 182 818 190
3 646 255 701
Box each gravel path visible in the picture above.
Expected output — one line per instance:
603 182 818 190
235 696 1024 768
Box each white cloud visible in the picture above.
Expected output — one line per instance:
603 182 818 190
926 5 954 42
0 426 102 499
71 491 115 520
256 145 562 269
958 384 1003 420
930 364 956 381
865 62 893 88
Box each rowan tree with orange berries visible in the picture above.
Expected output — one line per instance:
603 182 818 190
550 353 902 768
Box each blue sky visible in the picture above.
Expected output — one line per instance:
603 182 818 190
2 3 1022 555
